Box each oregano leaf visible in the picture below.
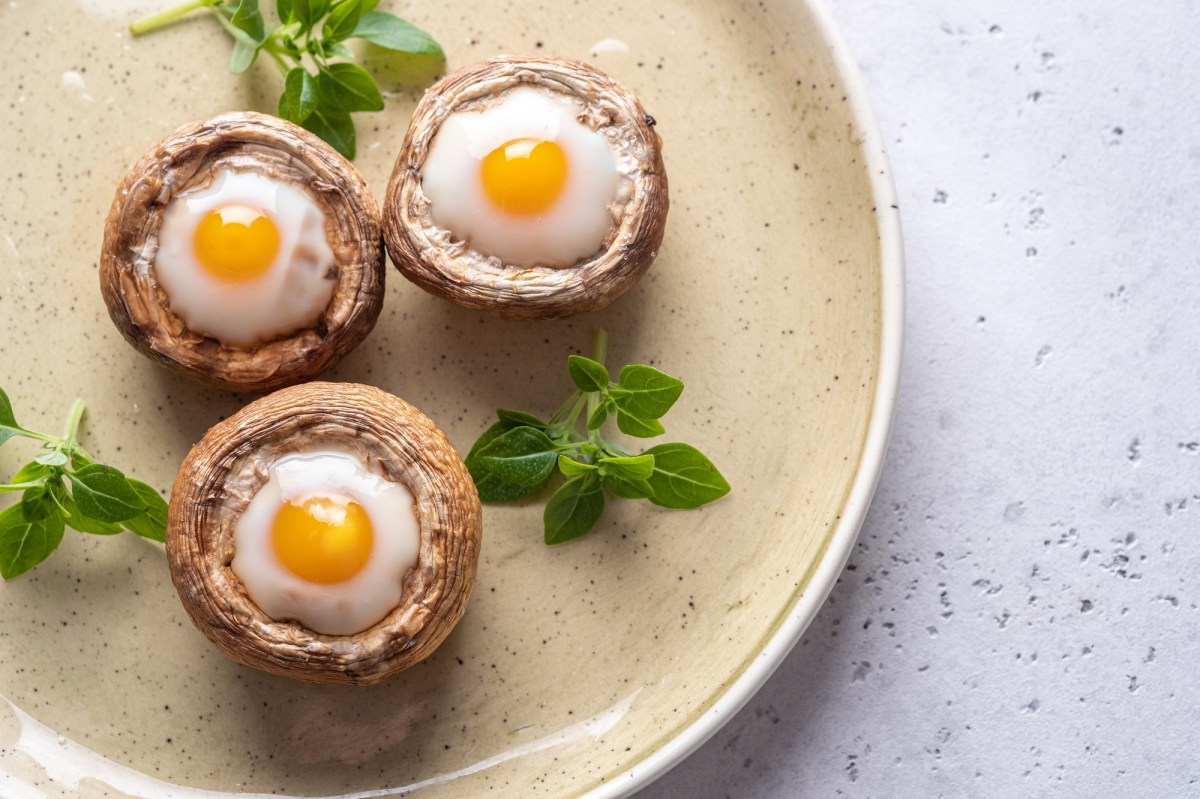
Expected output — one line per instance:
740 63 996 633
0 503 65 580
543 474 604 545
642 443 730 509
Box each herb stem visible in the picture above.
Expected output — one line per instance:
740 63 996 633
129 0 220 35
592 328 609 368
61 399 86 451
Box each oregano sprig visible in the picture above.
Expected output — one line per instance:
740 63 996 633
130 0 444 159
465 330 730 544
0 389 168 580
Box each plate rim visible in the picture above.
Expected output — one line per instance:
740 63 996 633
586 0 906 794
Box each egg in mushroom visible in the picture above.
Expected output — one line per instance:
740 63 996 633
167 382 482 684
101 112 385 392
384 55 669 319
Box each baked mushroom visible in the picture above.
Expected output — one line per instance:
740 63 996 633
166 382 482 684
383 54 668 319
100 112 385 393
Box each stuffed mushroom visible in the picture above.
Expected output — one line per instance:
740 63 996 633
383 55 669 319
100 112 385 392
166 382 482 684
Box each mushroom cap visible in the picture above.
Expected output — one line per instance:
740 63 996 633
100 112 385 393
383 54 668 320
166 382 482 685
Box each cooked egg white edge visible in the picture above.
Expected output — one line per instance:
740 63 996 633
231 451 419 636
421 87 623 268
154 169 336 347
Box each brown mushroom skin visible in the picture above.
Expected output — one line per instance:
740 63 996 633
167 382 482 684
383 55 668 320
100 112 384 393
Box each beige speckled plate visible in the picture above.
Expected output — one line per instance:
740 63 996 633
0 0 902 796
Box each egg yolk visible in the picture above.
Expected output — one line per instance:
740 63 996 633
193 205 281 281
271 496 373 584
480 138 569 216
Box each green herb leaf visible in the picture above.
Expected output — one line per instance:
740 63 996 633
35 449 69 467
21 485 56 521
301 105 356 158
465 421 536 502
496 409 550 430
212 11 264 73
614 406 666 438
68 465 147 524
276 0 294 23
476 427 560 490
613 364 684 420
121 479 169 542
544 474 604 545
317 62 383 112
642 443 730 509
0 503 65 580
290 0 330 28
601 472 655 500
585 401 609 431
598 453 655 481
322 0 363 42
0 387 30 448
278 67 318 122
325 41 354 59
11 461 51 487
557 455 598 478
567 355 609 393
229 0 265 41
351 11 442 57
57 488 124 535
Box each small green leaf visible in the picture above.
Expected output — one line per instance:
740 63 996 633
229 0 266 41
21 485 56 521
317 62 383 112
322 0 363 42
601 472 655 500
544 474 605 544
642 443 730 509
35 449 69 467
557 455 597 478
325 41 354 58
586 402 608 431
11 461 51 486
0 503 64 580
496 409 550 430
0 387 31 448
301 105 356 158
465 421 537 502
613 364 684 420
291 0 330 28
278 67 318 122
567 355 610 393
351 11 442 57
277 0 295 23
122 479 169 542
68 464 147 524
477 427 560 489
57 488 123 535
0 387 20 429
213 9 263 70
614 407 665 438
598 454 655 481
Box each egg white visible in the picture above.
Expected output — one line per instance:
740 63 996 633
231 451 419 636
154 169 336 346
421 87 620 268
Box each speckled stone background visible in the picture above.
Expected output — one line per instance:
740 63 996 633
638 0 1200 796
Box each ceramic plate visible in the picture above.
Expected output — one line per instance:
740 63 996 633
0 0 901 795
